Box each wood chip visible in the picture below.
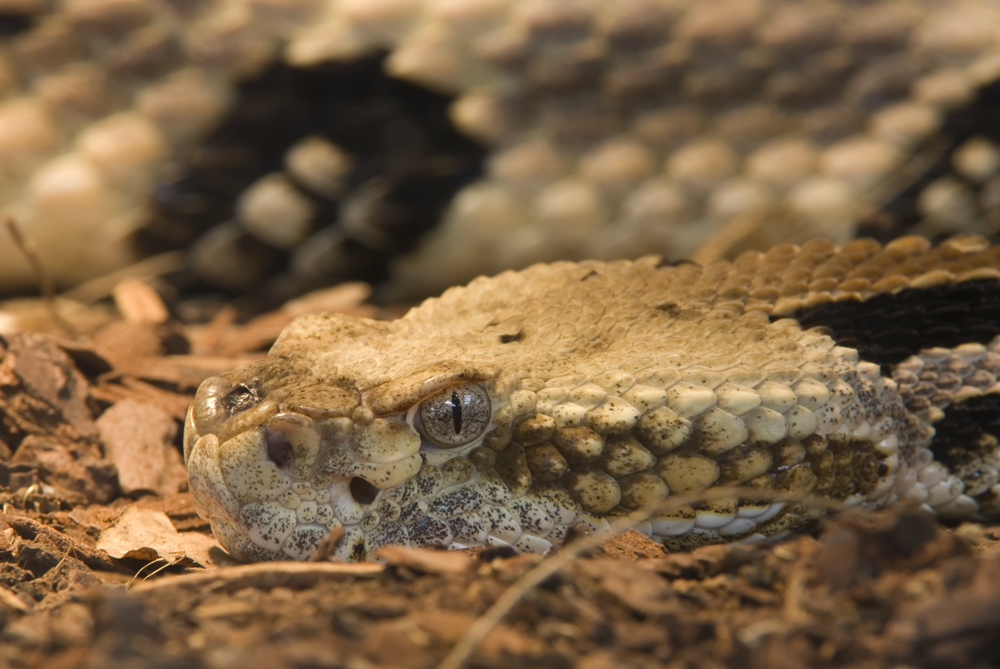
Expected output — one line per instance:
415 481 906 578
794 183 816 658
2 511 127 573
91 377 193 420
0 331 99 442
599 528 670 559
113 279 170 324
96 400 186 496
374 545 475 574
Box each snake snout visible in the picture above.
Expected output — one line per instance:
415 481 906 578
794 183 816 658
189 361 301 450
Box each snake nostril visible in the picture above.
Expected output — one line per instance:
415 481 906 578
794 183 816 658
349 477 378 505
265 429 293 468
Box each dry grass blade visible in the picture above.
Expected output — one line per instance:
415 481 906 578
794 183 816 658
125 557 169 590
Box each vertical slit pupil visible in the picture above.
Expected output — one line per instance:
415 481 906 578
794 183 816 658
451 391 462 434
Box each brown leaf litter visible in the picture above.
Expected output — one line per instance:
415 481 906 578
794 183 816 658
1 280 1000 669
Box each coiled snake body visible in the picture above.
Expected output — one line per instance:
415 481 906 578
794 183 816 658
184 235 1000 561
4 0 1000 301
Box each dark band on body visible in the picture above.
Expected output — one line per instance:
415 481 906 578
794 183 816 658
781 279 1000 372
926 393 1000 498
140 54 486 308
784 272 1000 504
856 77 1000 242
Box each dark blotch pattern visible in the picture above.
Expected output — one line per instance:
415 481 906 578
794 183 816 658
786 279 1000 372
407 515 450 546
139 54 485 307
931 394 1000 448
429 485 483 518
928 393 1000 497
284 526 329 558
857 77 1000 242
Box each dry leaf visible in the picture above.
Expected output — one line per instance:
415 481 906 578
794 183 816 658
97 505 223 568
96 400 187 495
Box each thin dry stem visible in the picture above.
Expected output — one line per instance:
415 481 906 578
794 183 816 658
130 561 384 594
3 216 74 336
126 558 169 590
59 251 185 304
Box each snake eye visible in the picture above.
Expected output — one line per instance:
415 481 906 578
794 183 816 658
415 383 491 448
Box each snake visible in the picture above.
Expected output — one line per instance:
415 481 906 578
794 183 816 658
184 235 1000 561
4 1 1000 559
3 0 1000 302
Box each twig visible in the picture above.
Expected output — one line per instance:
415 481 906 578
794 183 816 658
783 565 810 625
130 561 384 594
3 216 74 336
437 486 891 669
141 558 181 582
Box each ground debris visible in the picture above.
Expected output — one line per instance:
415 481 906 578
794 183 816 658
3 514 997 669
96 400 186 496
1 283 1000 668
374 545 475 574
95 505 222 568
2 510 127 575
0 331 99 448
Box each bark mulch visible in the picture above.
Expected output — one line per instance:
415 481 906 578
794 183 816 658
1 280 999 669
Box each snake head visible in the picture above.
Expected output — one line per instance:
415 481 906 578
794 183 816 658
183 313 533 562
